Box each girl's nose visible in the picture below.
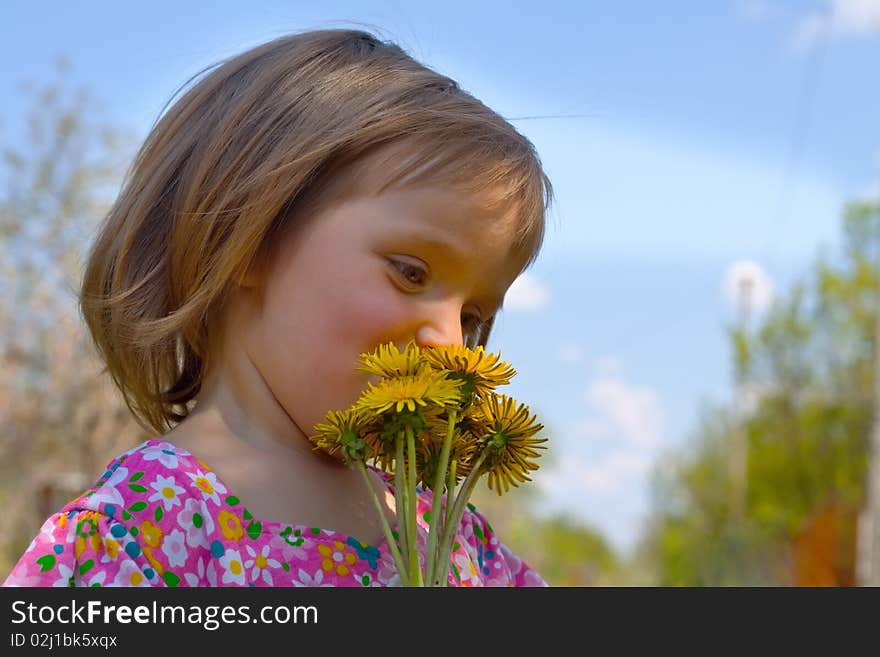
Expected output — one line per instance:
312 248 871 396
414 308 464 350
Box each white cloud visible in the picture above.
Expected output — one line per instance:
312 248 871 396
722 260 775 316
793 0 880 51
535 367 668 552
583 376 665 448
573 416 615 443
538 449 652 497
503 271 550 311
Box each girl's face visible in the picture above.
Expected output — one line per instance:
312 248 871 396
234 183 528 449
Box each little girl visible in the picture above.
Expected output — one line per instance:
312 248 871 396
3 28 552 587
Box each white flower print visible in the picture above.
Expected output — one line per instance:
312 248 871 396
291 568 333 587
219 549 246 585
206 557 218 586
176 498 215 548
148 474 185 511
83 571 107 587
184 557 208 587
161 529 188 568
183 556 218 587
185 469 227 506
52 564 75 588
454 551 481 586
113 560 151 587
88 466 129 507
245 545 281 586
141 441 186 469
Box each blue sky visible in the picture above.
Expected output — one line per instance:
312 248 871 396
2 1 879 553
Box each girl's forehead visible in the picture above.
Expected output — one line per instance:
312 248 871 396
355 182 523 249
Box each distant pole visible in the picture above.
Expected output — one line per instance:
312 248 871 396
856 210 880 586
731 276 754 521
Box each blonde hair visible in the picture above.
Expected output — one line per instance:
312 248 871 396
79 28 554 435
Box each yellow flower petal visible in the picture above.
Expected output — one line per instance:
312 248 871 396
356 340 428 378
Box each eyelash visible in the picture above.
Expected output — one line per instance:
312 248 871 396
390 259 428 288
388 259 486 335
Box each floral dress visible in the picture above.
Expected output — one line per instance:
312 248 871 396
3 439 547 587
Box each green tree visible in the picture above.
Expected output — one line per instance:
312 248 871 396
638 197 879 585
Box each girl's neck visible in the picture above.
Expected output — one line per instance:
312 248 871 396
161 296 397 542
162 407 396 545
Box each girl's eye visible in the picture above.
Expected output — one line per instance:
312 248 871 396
390 259 428 287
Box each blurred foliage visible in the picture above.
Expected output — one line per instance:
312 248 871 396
638 198 880 585
468 417 637 586
470 482 625 586
0 61 148 577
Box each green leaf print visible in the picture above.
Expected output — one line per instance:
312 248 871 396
128 501 147 513
130 471 145 482
128 484 148 493
155 507 163 522
36 554 56 572
246 521 262 540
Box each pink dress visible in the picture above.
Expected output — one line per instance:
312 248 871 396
3 439 546 587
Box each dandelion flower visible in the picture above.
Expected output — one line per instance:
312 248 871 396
356 340 428 379
423 344 516 401
355 369 463 415
310 408 372 464
415 427 478 490
476 394 547 495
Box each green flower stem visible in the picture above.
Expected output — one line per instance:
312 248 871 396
355 459 409 584
405 425 423 586
445 460 457 530
435 461 457 586
432 450 488 587
425 408 457 585
394 434 411 585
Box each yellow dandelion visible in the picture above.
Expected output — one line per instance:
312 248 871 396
415 427 478 490
309 408 373 464
476 394 547 495
355 369 464 415
356 340 428 379
422 344 516 401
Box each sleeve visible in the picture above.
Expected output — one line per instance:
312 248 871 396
457 503 549 587
2 508 160 587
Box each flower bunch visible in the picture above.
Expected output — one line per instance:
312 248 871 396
309 341 547 586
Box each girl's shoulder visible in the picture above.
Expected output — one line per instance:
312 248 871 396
59 439 220 521
4 440 401 587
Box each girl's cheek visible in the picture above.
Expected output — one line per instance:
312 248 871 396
341 284 411 340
